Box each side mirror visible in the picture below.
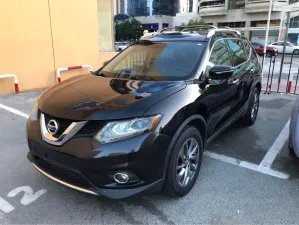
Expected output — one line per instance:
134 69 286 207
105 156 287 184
209 65 234 80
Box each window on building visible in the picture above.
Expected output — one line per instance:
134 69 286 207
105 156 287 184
218 22 245 28
251 20 280 27
290 16 299 28
227 39 247 66
189 0 194 12
228 0 245 9
200 0 225 8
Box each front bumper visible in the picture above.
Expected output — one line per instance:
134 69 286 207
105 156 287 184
27 130 171 199
28 151 164 199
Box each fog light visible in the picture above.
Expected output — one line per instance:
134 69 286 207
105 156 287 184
114 173 130 184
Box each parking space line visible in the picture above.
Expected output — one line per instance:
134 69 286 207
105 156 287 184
0 103 29 119
259 119 290 168
204 151 289 179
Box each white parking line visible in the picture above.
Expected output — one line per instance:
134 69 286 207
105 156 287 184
204 151 289 179
0 103 290 180
0 103 29 119
259 119 290 168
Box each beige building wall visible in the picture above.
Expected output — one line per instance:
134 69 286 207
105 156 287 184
0 0 117 95
0 0 55 95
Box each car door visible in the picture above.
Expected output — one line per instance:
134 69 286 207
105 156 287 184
227 38 254 110
286 42 294 53
270 42 282 53
203 38 240 138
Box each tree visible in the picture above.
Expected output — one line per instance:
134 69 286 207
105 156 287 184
115 18 144 41
178 18 206 31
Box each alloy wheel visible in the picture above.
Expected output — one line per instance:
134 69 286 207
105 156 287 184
176 138 200 187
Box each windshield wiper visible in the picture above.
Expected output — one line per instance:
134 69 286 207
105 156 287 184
142 58 156 77
91 69 107 77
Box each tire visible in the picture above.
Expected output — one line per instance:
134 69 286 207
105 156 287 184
164 126 203 197
266 51 273 57
118 48 122 52
293 49 299 55
239 87 260 126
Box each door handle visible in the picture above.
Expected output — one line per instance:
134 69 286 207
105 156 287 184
232 79 239 85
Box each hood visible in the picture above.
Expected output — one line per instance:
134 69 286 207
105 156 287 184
38 74 186 120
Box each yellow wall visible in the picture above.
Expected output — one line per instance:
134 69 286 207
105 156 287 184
0 0 117 95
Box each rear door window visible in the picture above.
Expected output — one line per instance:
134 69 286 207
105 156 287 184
227 39 247 67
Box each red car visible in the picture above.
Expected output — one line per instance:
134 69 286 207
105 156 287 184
251 42 278 57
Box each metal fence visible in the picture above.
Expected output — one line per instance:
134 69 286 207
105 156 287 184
262 52 299 95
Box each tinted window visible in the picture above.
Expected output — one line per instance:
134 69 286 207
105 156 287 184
227 39 247 67
209 40 231 66
252 43 261 48
99 42 207 81
244 41 252 57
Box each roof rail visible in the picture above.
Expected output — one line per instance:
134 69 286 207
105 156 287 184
177 25 218 32
140 25 242 40
160 27 176 33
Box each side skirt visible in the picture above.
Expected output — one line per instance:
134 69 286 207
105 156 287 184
206 106 247 145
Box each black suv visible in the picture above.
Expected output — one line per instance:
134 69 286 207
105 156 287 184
27 26 261 199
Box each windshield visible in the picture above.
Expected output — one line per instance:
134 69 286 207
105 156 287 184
97 41 207 81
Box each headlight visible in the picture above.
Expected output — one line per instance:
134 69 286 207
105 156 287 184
94 115 161 144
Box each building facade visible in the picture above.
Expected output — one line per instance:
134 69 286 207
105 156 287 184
174 0 299 44
114 0 179 31
114 0 299 44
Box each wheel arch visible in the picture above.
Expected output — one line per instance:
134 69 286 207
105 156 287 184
255 81 261 92
162 114 207 179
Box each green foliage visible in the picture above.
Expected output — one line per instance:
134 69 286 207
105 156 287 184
115 18 144 41
178 18 206 31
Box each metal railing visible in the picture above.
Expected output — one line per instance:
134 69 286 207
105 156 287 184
262 52 299 94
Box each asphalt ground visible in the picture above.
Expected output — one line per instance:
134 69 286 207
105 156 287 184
0 91 298 224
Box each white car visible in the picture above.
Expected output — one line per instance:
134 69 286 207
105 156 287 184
268 41 299 54
115 42 129 52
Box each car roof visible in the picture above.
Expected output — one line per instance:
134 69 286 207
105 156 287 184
140 26 244 42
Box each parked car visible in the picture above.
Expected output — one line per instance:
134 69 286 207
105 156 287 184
251 42 278 57
115 42 129 52
268 41 299 54
27 27 261 199
289 96 299 158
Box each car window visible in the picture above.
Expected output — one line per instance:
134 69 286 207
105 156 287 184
252 43 261 48
244 40 252 57
227 39 247 67
209 39 231 67
99 41 207 81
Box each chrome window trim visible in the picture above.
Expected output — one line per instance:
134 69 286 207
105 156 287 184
208 37 252 69
40 113 87 146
